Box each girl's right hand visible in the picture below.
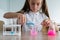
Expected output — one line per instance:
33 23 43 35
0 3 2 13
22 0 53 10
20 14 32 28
17 13 26 25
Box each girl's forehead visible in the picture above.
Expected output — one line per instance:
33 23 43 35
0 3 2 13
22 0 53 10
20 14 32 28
29 0 42 3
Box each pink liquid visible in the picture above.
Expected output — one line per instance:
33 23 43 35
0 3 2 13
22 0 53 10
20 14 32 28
48 30 56 36
30 29 37 36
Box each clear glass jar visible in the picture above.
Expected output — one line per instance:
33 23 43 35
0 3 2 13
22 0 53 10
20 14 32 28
26 22 37 35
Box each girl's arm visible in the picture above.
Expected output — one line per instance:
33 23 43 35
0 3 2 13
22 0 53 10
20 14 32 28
4 12 18 18
4 12 26 25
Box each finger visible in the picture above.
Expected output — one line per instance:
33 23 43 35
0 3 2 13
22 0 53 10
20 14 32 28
22 15 25 24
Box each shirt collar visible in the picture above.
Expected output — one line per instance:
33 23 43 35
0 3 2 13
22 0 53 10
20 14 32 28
29 11 40 15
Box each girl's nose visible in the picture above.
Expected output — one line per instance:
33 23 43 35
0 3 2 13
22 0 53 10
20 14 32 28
34 5 37 9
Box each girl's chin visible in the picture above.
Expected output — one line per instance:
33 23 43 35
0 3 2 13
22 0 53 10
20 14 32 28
32 10 38 12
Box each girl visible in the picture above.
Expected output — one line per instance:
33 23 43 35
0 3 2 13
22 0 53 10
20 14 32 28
17 0 50 32
4 0 59 32
17 0 59 32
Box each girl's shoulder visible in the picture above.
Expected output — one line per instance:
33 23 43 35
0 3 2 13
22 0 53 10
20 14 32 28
39 12 48 19
39 12 46 16
39 12 43 14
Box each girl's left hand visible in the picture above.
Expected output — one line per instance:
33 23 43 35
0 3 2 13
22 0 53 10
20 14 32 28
41 19 52 27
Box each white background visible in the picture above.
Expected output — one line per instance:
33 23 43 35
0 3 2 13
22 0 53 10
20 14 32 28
47 0 60 23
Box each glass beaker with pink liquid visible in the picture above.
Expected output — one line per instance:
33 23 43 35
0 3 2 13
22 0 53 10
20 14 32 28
26 22 37 36
48 24 56 36
30 26 37 36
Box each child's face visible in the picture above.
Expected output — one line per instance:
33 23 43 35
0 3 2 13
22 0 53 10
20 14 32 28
28 0 43 12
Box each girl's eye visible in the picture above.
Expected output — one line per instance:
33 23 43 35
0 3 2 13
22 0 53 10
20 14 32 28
31 3 35 5
37 3 39 6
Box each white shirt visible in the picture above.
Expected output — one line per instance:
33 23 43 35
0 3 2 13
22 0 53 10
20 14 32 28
22 11 48 32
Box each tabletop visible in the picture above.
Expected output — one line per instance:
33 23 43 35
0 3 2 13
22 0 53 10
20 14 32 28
21 31 60 40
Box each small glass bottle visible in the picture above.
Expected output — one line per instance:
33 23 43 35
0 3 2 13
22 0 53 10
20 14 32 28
30 27 37 36
30 23 37 36
26 22 37 36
